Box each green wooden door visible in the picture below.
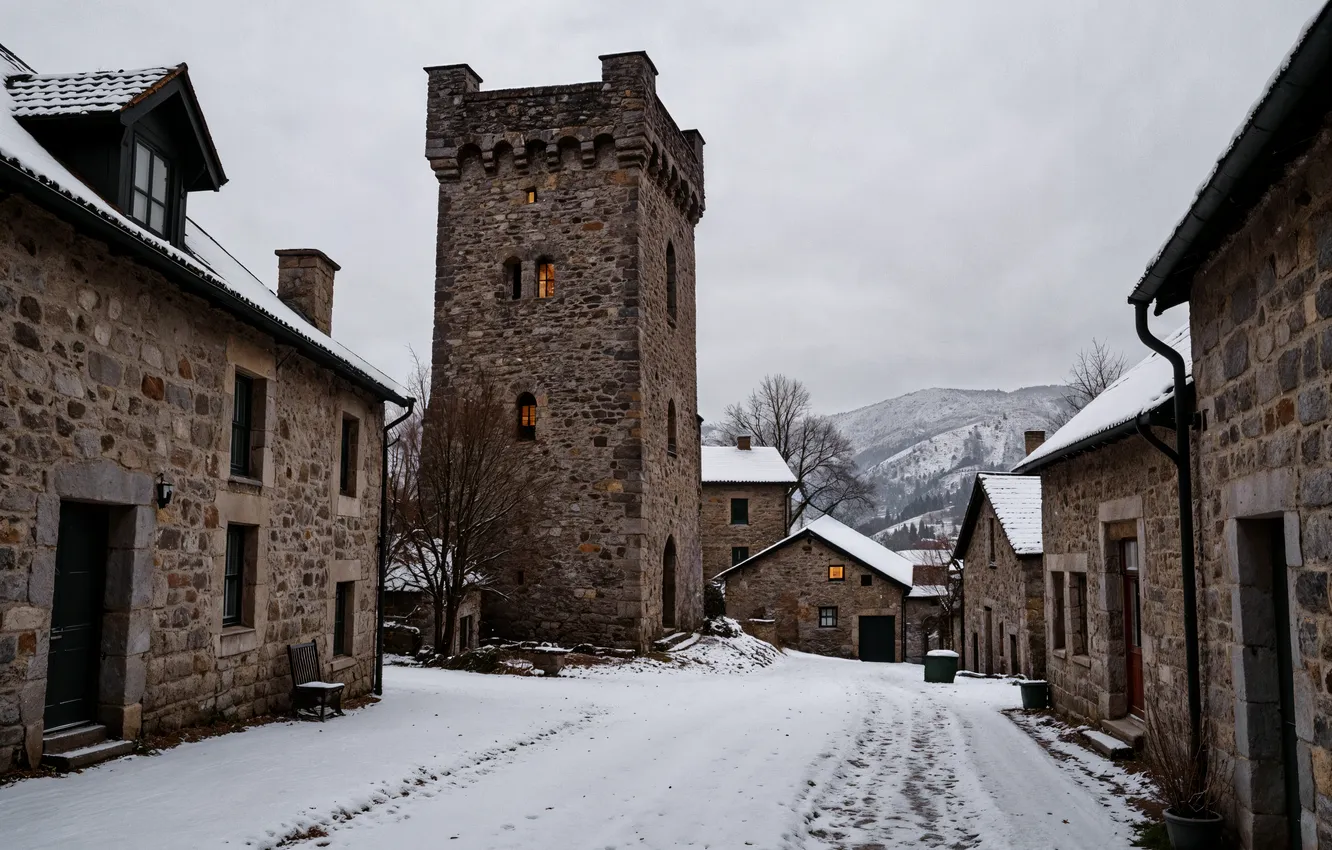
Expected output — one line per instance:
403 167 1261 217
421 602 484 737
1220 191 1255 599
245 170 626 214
858 615 896 663
44 502 108 729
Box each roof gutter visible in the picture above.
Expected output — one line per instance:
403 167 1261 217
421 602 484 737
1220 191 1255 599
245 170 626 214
1130 6 1332 312
0 156 411 406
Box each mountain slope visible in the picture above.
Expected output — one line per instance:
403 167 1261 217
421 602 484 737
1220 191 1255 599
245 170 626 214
830 386 1067 535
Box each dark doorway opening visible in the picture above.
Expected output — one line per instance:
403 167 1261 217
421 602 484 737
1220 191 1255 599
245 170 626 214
45 502 109 730
1120 538 1144 717
662 537 677 630
859 615 896 662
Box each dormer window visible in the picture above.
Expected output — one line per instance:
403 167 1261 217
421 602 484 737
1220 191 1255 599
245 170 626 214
131 139 170 236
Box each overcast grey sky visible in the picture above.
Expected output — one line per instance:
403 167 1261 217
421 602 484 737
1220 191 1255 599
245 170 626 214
5 1 1321 417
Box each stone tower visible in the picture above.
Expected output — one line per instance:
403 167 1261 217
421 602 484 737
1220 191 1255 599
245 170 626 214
423 52 705 651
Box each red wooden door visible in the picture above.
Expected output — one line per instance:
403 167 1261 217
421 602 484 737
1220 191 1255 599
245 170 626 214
1121 539 1144 717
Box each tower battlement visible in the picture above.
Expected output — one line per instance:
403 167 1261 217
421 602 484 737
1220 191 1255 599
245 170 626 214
424 51 704 223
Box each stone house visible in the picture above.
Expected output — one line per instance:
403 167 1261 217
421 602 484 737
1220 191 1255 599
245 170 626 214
381 564 481 657
955 470 1043 678
895 548 959 662
423 52 705 652
718 515 913 660
701 436 796 581
1013 330 1192 755
1125 7 1332 845
0 51 410 772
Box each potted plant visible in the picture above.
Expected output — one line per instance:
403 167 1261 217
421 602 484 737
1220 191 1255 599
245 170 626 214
1141 705 1227 850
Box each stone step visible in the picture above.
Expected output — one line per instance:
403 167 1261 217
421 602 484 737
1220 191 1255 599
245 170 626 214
1101 715 1145 750
653 631 691 651
44 738 135 771
667 633 701 652
1079 728 1134 760
42 723 108 755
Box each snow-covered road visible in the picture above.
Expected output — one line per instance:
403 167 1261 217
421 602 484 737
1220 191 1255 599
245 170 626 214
0 641 1143 849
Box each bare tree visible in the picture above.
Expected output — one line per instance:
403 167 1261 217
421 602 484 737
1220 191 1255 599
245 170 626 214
1051 339 1127 427
387 356 549 655
911 542 962 650
720 374 873 526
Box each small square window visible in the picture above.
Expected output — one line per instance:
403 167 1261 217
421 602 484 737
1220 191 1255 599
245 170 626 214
731 546 749 566
525 189 537 204
730 498 749 526
818 606 838 628
860 574 872 587
828 565 844 582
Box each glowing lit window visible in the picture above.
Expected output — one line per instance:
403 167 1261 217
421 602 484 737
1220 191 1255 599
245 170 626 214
828 565 844 582
517 393 537 441
525 188 537 203
537 261 555 298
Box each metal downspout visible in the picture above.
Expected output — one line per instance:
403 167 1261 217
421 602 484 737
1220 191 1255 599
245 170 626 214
375 399 416 696
1134 302 1201 758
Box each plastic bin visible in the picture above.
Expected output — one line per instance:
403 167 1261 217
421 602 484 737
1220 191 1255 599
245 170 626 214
924 649 959 683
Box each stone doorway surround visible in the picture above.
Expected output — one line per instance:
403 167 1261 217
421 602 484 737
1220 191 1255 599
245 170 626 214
1220 468 1313 850
28 460 156 766
1098 494 1147 723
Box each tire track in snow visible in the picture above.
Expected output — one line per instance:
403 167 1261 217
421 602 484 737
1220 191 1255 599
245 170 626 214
254 707 604 849
799 685 988 850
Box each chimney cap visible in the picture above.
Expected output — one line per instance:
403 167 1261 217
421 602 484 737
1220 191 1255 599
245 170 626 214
736 435 752 450
275 248 341 271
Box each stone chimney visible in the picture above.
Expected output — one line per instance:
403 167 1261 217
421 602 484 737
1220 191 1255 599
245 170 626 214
1024 430 1047 456
737 435 751 451
276 249 339 336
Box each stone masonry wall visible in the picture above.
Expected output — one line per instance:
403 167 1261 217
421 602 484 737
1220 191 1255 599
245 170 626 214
960 496 1044 677
1038 435 1185 727
0 197 383 770
701 482 789 581
1187 117 1332 848
722 537 906 659
424 54 704 651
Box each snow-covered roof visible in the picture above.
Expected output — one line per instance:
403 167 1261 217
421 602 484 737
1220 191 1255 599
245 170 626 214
893 549 954 566
0 51 408 403
701 446 797 484
718 514 914 589
7 66 180 117
908 585 948 599
977 474 1043 556
1016 324 1191 473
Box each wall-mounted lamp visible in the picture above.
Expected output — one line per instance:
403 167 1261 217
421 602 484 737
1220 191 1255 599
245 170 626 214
156 473 174 509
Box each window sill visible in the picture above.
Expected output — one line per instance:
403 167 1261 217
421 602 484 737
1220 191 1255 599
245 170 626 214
227 474 263 489
1052 648 1067 659
1071 653 1092 668
330 655 357 673
219 625 259 658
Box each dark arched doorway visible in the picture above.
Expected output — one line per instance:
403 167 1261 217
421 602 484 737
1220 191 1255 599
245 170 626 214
662 537 677 630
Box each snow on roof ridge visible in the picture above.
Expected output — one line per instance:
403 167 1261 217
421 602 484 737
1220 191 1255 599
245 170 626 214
977 473 1043 556
1016 322 1190 472
0 59 407 401
701 445 797 484
718 514 914 588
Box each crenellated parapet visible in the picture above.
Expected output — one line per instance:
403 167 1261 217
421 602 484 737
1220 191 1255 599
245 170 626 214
423 52 704 224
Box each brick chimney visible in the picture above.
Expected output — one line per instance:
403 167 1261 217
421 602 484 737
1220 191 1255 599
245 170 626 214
736 435 751 451
1024 430 1047 456
276 249 339 336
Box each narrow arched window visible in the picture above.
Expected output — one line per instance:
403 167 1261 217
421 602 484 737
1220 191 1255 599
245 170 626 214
517 393 537 441
665 241 677 322
667 400 678 457
504 257 522 300
537 259 555 298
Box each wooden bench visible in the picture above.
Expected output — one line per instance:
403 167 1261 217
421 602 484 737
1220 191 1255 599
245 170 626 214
287 641 345 721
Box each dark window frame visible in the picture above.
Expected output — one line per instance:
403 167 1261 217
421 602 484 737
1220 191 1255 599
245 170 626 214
333 581 352 656
129 136 171 237
667 400 678 457
339 415 360 497
828 564 845 582
536 259 555 298
987 517 997 567
230 373 254 477
730 498 749 526
505 257 522 300
818 606 838 628
665 240 678 324
860 574 873 587
731 546 749 566
223 525 247 627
